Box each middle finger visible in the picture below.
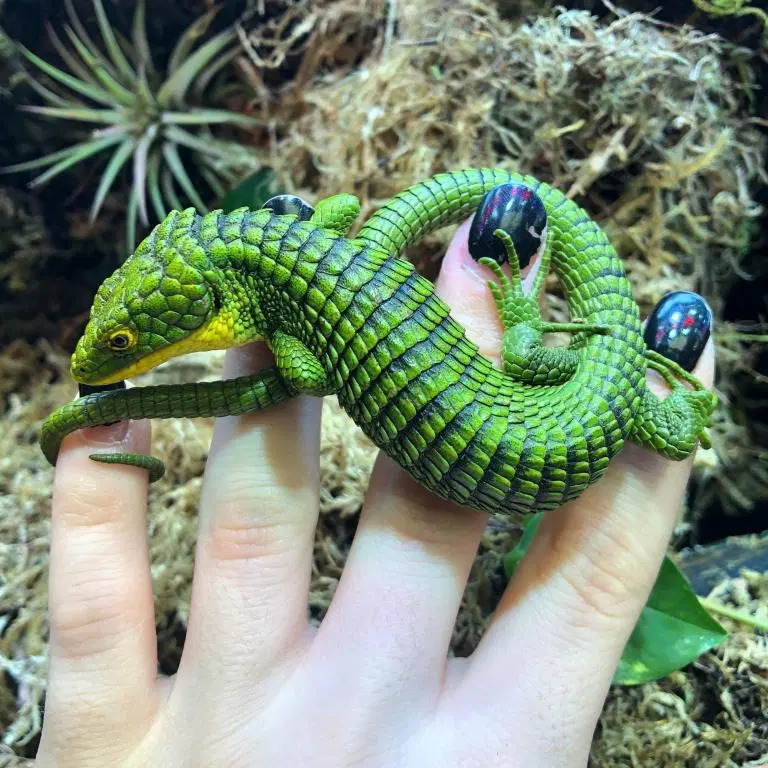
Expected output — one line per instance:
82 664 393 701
177 343 321 703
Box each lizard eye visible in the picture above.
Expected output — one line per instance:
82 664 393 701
107 329 136 351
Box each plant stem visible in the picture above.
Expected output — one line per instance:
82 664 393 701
699 597 768 632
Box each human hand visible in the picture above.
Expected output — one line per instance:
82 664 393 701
37 219 714 768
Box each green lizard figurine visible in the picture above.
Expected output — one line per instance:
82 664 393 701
40 169 716 516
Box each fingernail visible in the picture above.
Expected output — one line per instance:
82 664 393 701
78 381 126 397
82 421 129 444
78 380 128 442
468 183 547 267
644 291 713 372
262 194 315 220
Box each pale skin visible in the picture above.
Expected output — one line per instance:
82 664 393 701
38 217 714 768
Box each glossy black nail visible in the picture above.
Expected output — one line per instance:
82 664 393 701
468 183 547 267
644 291 713 372
78 380 126 397
262 194 315 221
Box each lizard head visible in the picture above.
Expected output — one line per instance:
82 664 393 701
70 208 255 385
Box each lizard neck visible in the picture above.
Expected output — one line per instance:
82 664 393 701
193 208 359 348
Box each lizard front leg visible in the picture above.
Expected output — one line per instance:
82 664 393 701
269 330 335 396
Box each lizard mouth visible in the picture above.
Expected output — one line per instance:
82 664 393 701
72 310 253 385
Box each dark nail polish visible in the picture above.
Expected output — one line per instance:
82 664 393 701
468 183 547 267
262 194 315 221
644 291 712 371
78 380 126 397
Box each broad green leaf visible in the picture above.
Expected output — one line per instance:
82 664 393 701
220 169 277 213
614 556 727 685
503 517 727 686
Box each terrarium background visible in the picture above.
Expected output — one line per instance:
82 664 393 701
0 0 766 764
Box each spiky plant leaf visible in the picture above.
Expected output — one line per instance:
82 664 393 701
5 0 260 251
91 0 137 84
90 135 134 220
18 45 113 105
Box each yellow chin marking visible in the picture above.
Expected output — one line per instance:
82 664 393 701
87 311 257 385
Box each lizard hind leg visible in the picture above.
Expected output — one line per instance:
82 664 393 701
479 230 606 385
629 347 717 456
629 386 717 458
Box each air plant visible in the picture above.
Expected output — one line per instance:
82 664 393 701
2 0 259 249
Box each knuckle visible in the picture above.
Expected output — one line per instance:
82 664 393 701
552 525 647 627
55 479 134 528
204 497 304 563
50 577 146 659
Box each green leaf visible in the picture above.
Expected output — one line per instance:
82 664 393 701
92 0 138 85
163 125 253 163
65 0 111 76
126 185 139 253
502 518 727 686
46 23 100 86
132 124 158 225
503 512 542 578
162 141 206 212
90 136 135 220
23 76 78 108
162 109 257 127
28 131 127 187
146 150 167 222
21 105 123 123
132 0 155 78
1 130 126 180
168 8 217 75
157 30 234 108
18 44 113 106
62 25 135 106
614 556 727 685
219 168 277 213
160 166 184 212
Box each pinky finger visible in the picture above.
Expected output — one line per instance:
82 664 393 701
39 420 161 764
